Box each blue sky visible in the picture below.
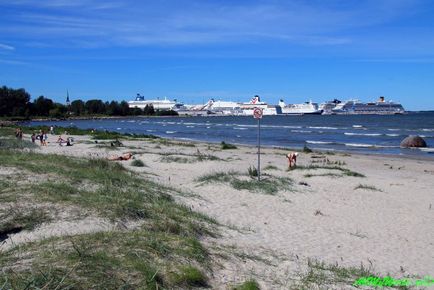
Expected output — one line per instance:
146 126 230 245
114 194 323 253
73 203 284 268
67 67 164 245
1 0 434 110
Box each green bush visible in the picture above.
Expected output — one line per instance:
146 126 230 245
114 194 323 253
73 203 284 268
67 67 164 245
233 279 260 290
171 266 208 287
221 141 237 150
131 159 145 167
248 166 258 177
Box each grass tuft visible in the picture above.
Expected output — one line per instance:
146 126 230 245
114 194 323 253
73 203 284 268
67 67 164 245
354 184 382 192
233 279 261 290
247 166 258 177
171 265 208 288
131 159 146 167
196 171 294 195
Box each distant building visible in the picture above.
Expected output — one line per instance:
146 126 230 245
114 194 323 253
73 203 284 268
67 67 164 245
66 90 71 106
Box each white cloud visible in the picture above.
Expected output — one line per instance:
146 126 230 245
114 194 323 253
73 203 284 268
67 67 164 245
0 0 430 51
0 43 14 50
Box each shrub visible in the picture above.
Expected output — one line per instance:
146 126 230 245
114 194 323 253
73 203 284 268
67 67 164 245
303 144 313 153
233 280 260 290
221 141 237 150
171 266 208 287
131 159 145 167
248 166 258 177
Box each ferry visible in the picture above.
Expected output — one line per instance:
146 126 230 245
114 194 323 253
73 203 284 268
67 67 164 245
128 94 184 111
331 97 405 115
278 100 322 115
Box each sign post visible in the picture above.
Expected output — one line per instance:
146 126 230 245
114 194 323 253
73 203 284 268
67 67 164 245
253 107 263 181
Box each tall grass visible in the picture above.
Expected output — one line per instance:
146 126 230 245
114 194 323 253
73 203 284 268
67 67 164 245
0 148 217 288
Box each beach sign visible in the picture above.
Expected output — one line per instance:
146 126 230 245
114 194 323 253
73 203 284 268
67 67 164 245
253 107 263 181
253 107 263 119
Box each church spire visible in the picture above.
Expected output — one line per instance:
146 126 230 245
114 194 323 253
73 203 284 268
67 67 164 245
66 90 70 105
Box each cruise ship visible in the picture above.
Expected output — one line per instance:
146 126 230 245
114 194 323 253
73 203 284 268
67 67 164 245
331 97 405 115
210 99 243 115
239 96 278 116
128 94 184 111
319 99 342 115
278 100 322 115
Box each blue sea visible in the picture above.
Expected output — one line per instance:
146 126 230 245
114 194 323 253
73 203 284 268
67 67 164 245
28 112 434 158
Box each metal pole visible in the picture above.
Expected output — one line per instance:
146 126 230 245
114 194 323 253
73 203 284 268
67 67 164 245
257 118 261 181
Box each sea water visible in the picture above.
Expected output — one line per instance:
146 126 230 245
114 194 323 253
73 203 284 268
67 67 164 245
27 111 434 158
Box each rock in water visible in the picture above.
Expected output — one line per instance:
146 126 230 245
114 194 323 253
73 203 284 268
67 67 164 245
400 135 427 148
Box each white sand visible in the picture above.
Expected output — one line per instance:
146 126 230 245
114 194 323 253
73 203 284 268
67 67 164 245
2 134 434 288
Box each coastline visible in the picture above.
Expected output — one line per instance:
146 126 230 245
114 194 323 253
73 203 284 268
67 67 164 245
1 130 433 288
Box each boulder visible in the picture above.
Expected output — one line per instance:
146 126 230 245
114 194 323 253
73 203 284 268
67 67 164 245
400 135 427 148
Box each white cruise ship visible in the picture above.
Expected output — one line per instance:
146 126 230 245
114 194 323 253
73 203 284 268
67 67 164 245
210 99 243 115
128 94 184 111
278 100 322 115
319 99 342 115
331 97 405 115
239 96 277 116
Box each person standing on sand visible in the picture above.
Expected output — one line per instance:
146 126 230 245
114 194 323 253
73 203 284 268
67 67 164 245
40 130 45 146
31 133 36 143
43 132 48 145
50 126 54 135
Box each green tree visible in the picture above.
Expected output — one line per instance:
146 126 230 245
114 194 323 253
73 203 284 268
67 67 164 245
0 86 31 117
70 100 85 116
143 104 155 115
85 99 106 115
33 96 54 116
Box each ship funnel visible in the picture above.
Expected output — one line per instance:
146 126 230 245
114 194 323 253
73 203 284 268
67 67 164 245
378 96 385 102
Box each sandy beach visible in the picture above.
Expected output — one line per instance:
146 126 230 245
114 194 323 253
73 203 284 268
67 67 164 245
1 133 433 289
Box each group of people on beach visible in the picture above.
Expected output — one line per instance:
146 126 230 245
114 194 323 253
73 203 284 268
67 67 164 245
23 126 73 147
31 130 48 146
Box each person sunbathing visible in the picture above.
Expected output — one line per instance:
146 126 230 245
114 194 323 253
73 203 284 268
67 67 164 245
57 136 66 145
107 152 133 161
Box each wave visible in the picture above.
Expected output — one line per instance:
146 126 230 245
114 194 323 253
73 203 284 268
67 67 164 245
419 148 434 153
344 132 382 136
308 126 339 130
116 127 122 130
291 130 313 133
422 129 434 132
345 143 399 148
146 130 155 132
186 126 195 128
352 125 364 128
234 127 248 130
306 140 336 145
387 128 400 131
386 134 400 137
165 131 176 134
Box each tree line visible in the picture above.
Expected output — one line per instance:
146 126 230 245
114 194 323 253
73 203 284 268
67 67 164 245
0 86 177 119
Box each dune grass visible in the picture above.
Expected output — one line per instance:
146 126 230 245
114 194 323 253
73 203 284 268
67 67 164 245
0 147 217 288
293 164 365 178
354 184 382 192
233 279 261 290
290 258 379 289
159 151 223 163
196 171 294 195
